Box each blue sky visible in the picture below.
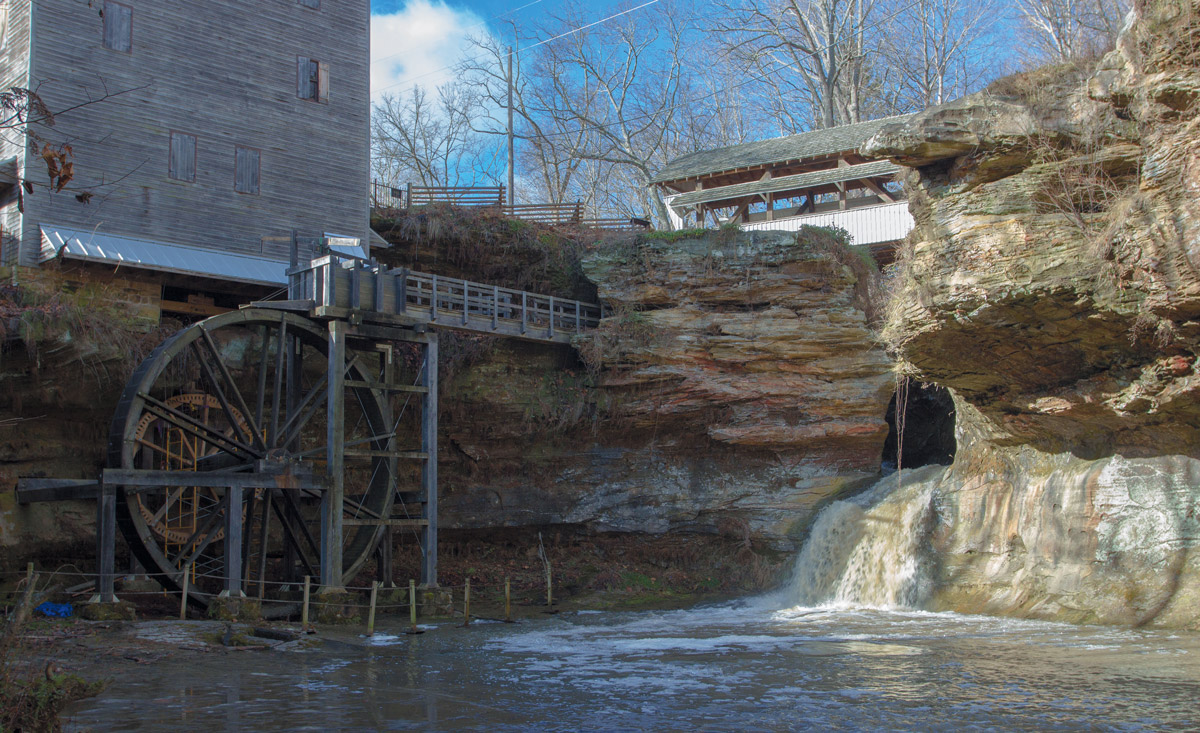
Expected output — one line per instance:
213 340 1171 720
370 0 563 99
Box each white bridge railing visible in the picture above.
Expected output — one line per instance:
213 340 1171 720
739 201 913 246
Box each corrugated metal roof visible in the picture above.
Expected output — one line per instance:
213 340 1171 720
652 114 914 186
40 225 288 285
668 160 900 208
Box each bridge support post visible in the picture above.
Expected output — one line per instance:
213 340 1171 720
321 319 347 589
420 331 438 587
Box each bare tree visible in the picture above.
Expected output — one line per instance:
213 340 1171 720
713 0 884 130
457 30 589 205
517 1 693 224
877 0 1002 109
1016 0 1131 62
371 84 504 187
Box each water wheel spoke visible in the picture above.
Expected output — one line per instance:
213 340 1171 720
342 494 383 520
135 438 175 459
190 338 262 453
280 489 322 558
168 496 228 570
270 496 318 578
255 324 269 431
255 491 273 593
276 371 329 451
147 486 188 527
270 320 288 446
199 327 268 452
139 394 260 460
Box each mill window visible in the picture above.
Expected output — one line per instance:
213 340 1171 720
103 1 132 52
169 132 196 182
297 57 329 103
235 146 260 195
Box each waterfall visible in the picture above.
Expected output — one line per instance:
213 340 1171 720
784 465 945 610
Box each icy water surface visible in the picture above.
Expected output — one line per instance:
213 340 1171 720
67 600 1200 731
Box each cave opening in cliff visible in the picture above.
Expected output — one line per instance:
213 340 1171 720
881 382 956 472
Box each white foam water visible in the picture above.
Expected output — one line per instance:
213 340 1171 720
785 465 946 610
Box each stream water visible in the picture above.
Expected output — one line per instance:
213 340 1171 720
64 597 1200 730
66 471 1200 730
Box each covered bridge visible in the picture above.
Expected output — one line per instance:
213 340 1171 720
652 116 915 263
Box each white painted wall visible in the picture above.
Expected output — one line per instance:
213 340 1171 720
740 201 913 246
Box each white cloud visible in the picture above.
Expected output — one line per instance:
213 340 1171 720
370 0 487 100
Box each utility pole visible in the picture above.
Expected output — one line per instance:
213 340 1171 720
507 45 515 207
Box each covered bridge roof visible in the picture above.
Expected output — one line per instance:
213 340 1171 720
668 160 900 208
652 114 913 186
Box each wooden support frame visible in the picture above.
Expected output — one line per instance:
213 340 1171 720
420 332 438 587
94 483 116 604
223 485 245 596
321 319 347 590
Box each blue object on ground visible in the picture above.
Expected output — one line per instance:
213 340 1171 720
35 602 73 618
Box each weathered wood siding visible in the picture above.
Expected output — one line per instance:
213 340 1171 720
0 0 31 264
15 0 370 269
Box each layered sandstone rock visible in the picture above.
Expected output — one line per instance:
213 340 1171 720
437 229 894 549
861 0 1200 626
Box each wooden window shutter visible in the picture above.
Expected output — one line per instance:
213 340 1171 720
169 132 196 182
297 56 316 100
317 61 329 103
0 3 9 52
103 1 132 52
235 146 260 194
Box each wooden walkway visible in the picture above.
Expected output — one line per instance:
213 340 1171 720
284 255 602 344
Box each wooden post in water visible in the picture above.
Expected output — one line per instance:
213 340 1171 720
546 565 553 609
301 575 311 627
408 579 418 633
13 563 35 626
367 581 379 636
504 577 513 623
463 579 471 626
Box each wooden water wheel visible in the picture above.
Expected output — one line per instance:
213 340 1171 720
107 308 401 604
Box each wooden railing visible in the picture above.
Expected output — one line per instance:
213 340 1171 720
501 202 582 225
580 217 651 231
369 181 653 232
288 255 602 344
408 185 505 208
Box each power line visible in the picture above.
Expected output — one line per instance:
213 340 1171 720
372 0 661 97
370 0 548 66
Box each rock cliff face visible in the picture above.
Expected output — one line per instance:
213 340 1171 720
1 219 891 572
861 0 1200 626
437 229 894 549
0 344 134 570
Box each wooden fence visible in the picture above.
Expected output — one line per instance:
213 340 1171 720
501 202 582 225
409 185 505 207
370 181 651 231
